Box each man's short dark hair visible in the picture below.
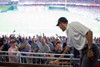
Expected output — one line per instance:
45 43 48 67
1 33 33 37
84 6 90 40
56 17 68 26
55 41 61 46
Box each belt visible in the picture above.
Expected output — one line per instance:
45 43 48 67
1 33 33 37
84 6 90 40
81 44 88 52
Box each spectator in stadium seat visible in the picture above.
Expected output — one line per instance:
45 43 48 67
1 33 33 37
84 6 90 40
50 37 56 47
25 43 32 53
8 39 18 63
31 38 39 52
35 38 42 50
19 38 29 63
93 37 97 44
45 38 55 51
96 38 100 67
2 38 10 62
0 41 3 61
61 37 67 50
19 37 27 52
56 17 99 67
2 39 10 51
0 38 3 61
49 41 70 65
97 39 100 54
25 44 33 63
39 38 50 53
28 36 32 45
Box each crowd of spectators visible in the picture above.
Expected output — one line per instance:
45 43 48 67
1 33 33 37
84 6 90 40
0 34 70 64
18 0 100 4
0 34 100 66
94 37 100 53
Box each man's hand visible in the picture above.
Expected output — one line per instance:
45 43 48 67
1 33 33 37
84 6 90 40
50 61 55 64
87 49 94 60
0 45 3 51
54 59 59 63
50 60 59 64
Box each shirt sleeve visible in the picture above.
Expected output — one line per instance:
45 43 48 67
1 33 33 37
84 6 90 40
50 43 54 49
67 36 72 47
71 22 90 36
35 43 39 48
46 45 50 53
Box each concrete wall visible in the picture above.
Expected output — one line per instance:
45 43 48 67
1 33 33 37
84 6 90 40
0 62 73 67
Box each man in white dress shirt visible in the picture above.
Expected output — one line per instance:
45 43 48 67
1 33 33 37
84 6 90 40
55 17 99 67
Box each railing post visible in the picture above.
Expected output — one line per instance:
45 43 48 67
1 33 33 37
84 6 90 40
70 53 73 66
19 52 21 63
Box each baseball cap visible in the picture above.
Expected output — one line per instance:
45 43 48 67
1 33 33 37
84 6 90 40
9 38 16 44
56 17 68 26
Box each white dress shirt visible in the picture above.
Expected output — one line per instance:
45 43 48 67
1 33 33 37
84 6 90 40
66 22 89 50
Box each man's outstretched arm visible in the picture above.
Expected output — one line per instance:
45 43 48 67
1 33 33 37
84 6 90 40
86 30 94 60
60 46 71 58
53 46 71 63
86 30 93 47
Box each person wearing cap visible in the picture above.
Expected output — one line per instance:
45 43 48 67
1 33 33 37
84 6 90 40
55 17 99 67
8 39 18 62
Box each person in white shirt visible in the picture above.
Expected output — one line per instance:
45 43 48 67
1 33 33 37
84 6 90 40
55 17 99 67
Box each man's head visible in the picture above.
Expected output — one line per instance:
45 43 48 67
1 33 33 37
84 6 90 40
32 38 35 44
45 38 49 44
40 38 45 45
22 37 25 42
56 17 68 31
27 44 31 50
3 39 7 45
55 41 63 53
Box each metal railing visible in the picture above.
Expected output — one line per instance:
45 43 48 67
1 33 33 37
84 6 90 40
0 51 74 66
1 51 100 67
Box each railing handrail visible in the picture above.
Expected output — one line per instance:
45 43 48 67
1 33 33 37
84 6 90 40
1 51 100 65
0 51 74 56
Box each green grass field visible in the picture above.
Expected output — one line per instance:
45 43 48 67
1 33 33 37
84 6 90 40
0 6 100 37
